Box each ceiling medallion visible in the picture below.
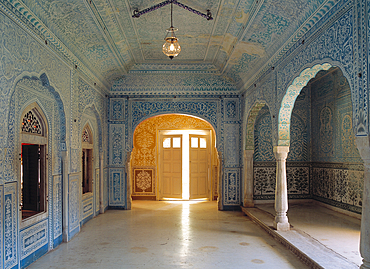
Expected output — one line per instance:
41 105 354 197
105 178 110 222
132 0 213 60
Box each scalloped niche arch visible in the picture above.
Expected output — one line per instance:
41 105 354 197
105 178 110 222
278 63 332 146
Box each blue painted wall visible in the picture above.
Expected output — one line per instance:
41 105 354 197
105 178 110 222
0 7 108 269
252 68 364 213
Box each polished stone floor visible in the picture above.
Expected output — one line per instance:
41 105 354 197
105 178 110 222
257 202 361 266
27 201 309 269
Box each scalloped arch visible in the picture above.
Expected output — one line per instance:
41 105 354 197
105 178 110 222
278 63 332 146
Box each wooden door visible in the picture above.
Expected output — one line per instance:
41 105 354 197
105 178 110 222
189 135 209 199
160 135 182 199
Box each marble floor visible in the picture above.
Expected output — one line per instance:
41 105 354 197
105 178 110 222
256 202 362 266
27 201 310 269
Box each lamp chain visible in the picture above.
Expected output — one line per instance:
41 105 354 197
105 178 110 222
171 2 173 28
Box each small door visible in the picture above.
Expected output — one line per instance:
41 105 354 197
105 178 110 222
160 135 182 199
189 135 209 199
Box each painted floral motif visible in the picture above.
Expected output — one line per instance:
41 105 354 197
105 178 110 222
341 114 354 156
136 171 152 192
5 196 13 262
319 106 333 155
254 107 274 161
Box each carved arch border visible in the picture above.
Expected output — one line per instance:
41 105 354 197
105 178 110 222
81 104 103 153
245 102 267 150
130 110 220 152
278 63 333 146
9 72 67 152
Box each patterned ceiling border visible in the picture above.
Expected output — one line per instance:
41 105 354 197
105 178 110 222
0 0 110 92
111 73 237 95
239 0 344 93
129 63 219 73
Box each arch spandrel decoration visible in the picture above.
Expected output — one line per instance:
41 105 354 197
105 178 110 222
278 63 332 146
132 114 213 167
245 102 266 150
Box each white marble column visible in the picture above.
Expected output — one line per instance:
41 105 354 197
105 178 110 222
356 137 370 269
243 150 255 207
273 146 290 231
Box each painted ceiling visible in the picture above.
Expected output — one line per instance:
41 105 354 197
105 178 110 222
9 0 332 94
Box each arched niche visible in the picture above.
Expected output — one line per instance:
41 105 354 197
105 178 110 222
19 102 48 220
130 114 219 202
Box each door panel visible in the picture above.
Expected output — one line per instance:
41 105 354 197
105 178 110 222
160 134 182 199
189 135 209 199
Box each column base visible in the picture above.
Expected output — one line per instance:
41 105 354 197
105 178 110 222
243 199 254 208
62 229 69 242
273 221 290 232
361 260 370 269
243 202 255 208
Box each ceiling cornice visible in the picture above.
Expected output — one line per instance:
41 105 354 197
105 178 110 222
0 0 110 92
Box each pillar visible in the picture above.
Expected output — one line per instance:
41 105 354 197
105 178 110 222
273 146 290 231
356 137 370 269
243 150 255 207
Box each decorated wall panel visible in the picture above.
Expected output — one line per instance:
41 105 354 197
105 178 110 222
82 195 93 222
224 124 240 167
312 166 363 214
310 68 363 213
53 175 62 241
224 98 240 121
110 99 125 121
68 174 80 235
109 168 125 207
109 124 125 166
133 168 155 196
104 168 109 210
4 182 17 269
20 220 48 260
253 163 310 200
223 169 240 206
254 106 274 162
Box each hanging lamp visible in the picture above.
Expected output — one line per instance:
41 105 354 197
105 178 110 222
162 3 181 59
132 0 213 59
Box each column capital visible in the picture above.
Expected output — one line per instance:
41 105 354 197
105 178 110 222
273 146 289 160
244 149 254 159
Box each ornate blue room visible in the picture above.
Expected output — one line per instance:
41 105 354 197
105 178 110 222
0 0 370 268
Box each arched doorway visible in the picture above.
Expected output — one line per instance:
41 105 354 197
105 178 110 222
130 114 219 201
